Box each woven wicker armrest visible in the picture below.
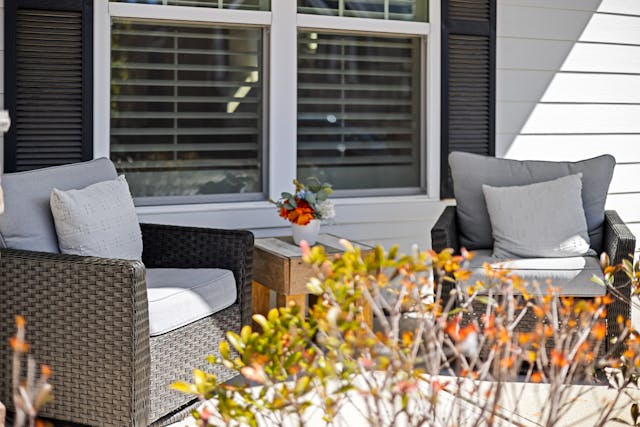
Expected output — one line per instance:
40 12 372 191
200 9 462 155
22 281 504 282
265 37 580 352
0 248 150 426
140 223 254 326
604 210 636 265
431 205 460 253
603 210 636 354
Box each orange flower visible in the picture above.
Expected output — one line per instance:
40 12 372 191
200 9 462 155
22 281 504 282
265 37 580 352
286 199 315 225
279 206 289 220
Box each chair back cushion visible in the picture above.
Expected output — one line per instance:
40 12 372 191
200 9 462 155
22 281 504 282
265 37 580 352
0 158 118 253
449 152 615 251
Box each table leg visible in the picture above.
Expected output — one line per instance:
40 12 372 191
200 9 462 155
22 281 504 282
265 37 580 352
252 280 271 329
276 293 306 315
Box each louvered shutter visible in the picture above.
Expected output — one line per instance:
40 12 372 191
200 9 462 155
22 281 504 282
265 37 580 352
4 0 93 172
440 0 496 198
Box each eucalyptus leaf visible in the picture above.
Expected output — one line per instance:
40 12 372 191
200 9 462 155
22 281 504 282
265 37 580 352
306 192 317 205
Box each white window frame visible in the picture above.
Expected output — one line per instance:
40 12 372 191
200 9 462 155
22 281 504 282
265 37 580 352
94 0 441 208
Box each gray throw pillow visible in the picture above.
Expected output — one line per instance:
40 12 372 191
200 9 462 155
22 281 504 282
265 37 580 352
482 174 591 258
50 175 143 260
449 152 615 251
0 158 118 253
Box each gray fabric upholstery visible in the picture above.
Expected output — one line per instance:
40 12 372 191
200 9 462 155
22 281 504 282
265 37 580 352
0 158 118 253
466 250 606 297
146 268 237 336
482 174 591 258
449 152 615 251
51 176 143 260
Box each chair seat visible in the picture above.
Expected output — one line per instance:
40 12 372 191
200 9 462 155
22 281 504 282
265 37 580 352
146 268 237 336
466 250 606 297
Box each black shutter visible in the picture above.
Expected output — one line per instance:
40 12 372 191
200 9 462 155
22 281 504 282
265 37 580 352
4 0 93 173
440 0 496 198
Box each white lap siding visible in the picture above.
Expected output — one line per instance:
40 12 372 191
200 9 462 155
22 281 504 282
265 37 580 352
496 0 640 257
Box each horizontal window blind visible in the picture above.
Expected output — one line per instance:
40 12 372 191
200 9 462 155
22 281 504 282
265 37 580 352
297 31 423 191
297 0 428 22
110 20 264 199
111 0 270 10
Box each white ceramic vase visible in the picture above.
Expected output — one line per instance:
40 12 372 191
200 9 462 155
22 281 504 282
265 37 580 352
291 219 321 245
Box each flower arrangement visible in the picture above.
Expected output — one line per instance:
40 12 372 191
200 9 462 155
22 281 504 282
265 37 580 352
271 178 335 226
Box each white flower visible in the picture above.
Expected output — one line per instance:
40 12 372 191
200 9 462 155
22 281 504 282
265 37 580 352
315 199 335 220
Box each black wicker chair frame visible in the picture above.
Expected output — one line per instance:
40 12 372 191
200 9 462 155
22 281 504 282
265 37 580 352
431 207 636 354
0 223 253 427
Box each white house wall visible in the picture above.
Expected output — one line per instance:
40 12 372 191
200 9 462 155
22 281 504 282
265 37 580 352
497 0 640 256
0 1 638 255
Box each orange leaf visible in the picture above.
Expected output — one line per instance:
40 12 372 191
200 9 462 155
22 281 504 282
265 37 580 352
15 315 25 328
531 372 543 383
41 364 52 377
9 337 29 353
591 323 606 341
550 349 569 368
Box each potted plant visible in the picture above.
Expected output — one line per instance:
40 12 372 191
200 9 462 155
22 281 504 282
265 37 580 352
271 178 335 245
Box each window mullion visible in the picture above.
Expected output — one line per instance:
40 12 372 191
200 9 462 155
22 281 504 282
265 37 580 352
426 0 441 199
94 0 111 159
268 0 297 200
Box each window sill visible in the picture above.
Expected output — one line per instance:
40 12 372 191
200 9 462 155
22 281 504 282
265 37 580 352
135 194 443 216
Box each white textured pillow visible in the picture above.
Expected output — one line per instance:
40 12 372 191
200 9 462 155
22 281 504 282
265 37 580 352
50 175 143 260
482 174 591 259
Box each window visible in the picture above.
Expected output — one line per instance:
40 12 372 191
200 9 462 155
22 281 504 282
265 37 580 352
297 0 428 21
101 0 434 203
297 32 423 191
110 20 265 202
111 0 270 10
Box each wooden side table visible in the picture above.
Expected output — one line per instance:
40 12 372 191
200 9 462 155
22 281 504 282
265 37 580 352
252 234 373 328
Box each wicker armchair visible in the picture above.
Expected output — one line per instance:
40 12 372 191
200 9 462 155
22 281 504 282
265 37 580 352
0 223 253 426
431 206 636 352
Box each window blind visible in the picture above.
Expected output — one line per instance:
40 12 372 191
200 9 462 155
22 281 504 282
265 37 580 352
297 0 428 22
111 0 270 10
5 0 92 172
297 32 423 191
110 21 264 199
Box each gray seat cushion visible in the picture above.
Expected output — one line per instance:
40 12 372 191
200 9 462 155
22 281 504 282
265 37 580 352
449 152 615 251
146 268 237 336
0 158 118 253
466 250 606 297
